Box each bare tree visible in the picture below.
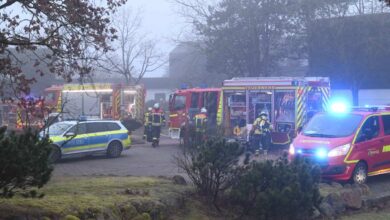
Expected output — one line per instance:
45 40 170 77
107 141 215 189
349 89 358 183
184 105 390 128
101 7 165 85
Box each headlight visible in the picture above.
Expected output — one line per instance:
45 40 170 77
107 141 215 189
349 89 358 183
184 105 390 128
316 148 328 159
328 144 351 157
289 144 295 155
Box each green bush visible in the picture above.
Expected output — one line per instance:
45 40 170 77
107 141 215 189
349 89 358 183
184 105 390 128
0 127 53 198
175 137 243 208
230 156 321 220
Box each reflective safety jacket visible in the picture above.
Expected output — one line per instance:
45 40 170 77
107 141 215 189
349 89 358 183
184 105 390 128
252 118 272 135
151 109 165 126
194 113 208 132
144 112 152 126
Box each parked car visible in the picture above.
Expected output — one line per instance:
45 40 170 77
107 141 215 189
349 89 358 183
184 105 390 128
42 120 131 162
289 105 390 184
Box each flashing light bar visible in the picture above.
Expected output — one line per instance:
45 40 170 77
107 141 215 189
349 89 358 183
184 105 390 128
62 89 113 93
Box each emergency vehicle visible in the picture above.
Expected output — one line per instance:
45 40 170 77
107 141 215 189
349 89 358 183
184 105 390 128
168 88 221 139
290 105 390 184
219 77 330 145
44 83 145 123
43 120 131 162
0 96 47 131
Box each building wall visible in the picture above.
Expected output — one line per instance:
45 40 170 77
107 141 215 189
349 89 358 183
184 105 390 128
146 89 173 102
331 89 390 106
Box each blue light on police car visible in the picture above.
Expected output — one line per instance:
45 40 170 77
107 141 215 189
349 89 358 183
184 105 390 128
297 149 303 154
316 148 328 159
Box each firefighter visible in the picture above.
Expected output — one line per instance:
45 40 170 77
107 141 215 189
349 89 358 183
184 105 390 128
143 107 153 140
151 103 165 145
250 112 273 151
194 107 208 146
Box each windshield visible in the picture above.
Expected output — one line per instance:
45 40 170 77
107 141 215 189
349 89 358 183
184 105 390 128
302 113 363 138
46 123 74 136
172 95 186 111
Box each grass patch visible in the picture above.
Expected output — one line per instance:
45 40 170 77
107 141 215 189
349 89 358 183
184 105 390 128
0 176 188 219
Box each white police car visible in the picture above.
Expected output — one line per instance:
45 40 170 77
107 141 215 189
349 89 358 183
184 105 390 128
43 120 131 162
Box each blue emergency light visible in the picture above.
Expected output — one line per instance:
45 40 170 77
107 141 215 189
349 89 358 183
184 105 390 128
328 98 351 114
315 148 328 159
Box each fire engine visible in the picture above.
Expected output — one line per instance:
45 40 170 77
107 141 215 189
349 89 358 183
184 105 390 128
0 96 47 131
168 88 221 139
219 77 331 145
44 83 145 123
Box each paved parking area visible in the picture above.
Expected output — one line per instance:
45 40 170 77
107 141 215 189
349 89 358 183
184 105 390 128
52 135 184 177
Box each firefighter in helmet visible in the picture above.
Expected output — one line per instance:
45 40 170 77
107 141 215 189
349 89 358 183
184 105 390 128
251 111 273 151
194 107 208 146
151 103 165 145
143 107 153 140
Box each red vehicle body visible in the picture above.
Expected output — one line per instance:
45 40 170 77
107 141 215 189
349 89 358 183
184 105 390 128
168 88 221 139
290 106 390 184
44 83 145 122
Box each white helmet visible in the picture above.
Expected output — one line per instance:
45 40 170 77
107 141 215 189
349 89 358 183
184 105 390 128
201 107 207 113
153 103 160 109
148 107 152 111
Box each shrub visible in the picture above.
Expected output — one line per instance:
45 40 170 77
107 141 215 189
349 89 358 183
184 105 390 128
0 127 53 198
230 156 322 220
175 137 243 208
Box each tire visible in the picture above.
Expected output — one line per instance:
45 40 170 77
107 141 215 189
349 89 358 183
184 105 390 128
352 161 368 184
49 145 61 163
107 141 123 158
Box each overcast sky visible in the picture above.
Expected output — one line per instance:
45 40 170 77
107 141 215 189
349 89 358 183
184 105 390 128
128 0 188 77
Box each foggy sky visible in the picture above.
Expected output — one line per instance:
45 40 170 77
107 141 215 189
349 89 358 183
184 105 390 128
128 0 186 77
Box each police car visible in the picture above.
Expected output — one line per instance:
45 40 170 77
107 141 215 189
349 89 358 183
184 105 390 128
42 120 131 162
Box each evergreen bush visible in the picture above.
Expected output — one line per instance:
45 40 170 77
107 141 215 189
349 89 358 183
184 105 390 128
0 127 53 198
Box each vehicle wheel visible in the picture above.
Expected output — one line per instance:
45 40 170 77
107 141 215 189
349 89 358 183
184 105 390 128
107 141 123 158
49 145 61 163
152 141 157 148
352 161 368 184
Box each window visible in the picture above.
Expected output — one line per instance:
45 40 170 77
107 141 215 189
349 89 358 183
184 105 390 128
174 95 186 111
356 116 379 143
303 113 362 138
45 92 56 102
106 122 121 131
275 90 295 123
383 115 390 135
87 122 107 133
191 93 200 108
48 123 74 136
68 123 87 135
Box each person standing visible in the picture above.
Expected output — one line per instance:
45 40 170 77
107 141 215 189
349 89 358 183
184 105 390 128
194 107 208 146
151 103 165 145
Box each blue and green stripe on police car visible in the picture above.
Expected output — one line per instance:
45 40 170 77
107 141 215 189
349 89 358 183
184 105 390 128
50 130 131 154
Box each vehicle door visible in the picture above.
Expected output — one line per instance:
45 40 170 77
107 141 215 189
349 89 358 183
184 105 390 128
378 114 390 171
61 123 88 154
354 116 383 172
86 122 110 151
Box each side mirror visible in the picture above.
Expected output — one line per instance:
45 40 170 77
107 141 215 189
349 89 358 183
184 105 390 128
64 132 76 138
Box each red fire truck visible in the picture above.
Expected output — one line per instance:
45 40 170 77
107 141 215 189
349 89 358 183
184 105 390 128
219 77 331 145
168 88 221 139
44 83 145 123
